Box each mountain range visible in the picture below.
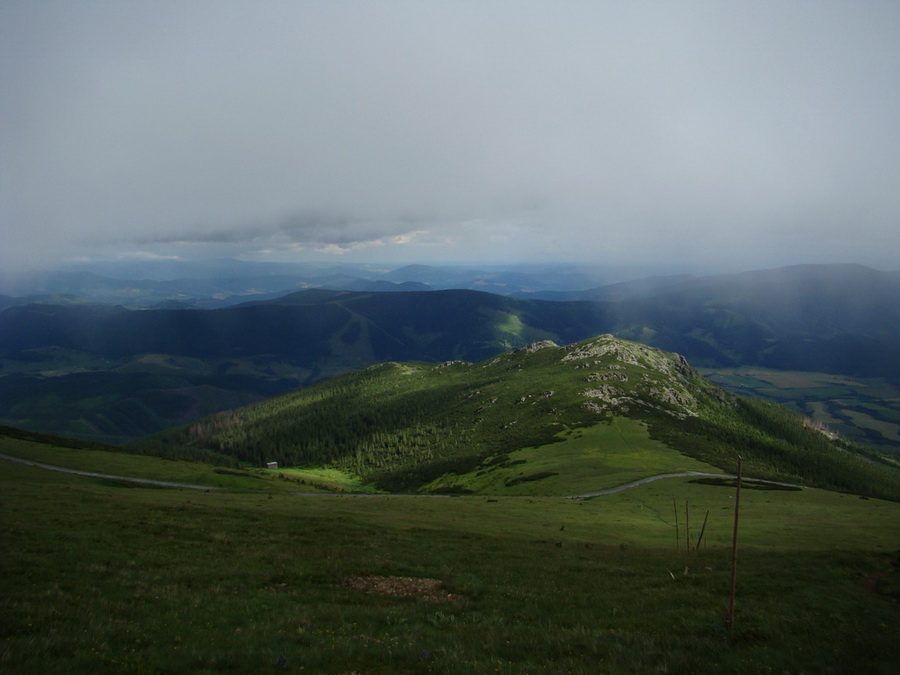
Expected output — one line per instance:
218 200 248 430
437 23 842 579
0 260 620 308
0 263 897 445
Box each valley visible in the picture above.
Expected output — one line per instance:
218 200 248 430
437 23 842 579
702 367 900 452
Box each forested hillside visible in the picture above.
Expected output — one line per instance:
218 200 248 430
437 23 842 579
142 336 900 500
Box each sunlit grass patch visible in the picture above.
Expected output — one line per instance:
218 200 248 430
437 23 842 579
269 466 376 493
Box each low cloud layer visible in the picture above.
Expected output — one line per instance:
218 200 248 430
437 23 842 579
2 1 899 274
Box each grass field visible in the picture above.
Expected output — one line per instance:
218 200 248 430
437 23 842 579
2 435 899 674
422 417 724 495
0 436 327 494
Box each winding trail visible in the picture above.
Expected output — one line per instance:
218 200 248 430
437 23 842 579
564 472 735 498
1 453 800 497
0 453 224 491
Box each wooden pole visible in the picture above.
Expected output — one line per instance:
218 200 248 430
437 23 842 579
727 455 743 631
695 510 710 551
673 498 680 552
685 499 691 552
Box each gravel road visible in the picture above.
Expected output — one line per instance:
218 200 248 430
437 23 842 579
1 453 799 497
0 453 223 491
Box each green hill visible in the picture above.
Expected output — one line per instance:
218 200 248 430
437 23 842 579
143 335 900 500
0 289 610 442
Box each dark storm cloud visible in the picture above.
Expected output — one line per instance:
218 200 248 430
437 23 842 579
122 213 355 246
99 211 439 251
2 1 899 272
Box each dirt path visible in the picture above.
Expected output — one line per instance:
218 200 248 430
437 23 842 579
565 472 802 499
0 453 223 491
1 453 799 497
563 472 735 498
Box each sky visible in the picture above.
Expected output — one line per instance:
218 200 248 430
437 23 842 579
2 0 899 276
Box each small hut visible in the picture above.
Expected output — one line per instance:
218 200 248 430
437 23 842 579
266 461 278 470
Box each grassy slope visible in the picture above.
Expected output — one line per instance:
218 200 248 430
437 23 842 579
423 417 723 495
145 336 900 501
2 445 899 674
0 433 331 494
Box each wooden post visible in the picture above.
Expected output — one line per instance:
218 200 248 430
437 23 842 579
695 510 710 551
685 499 691 552
673 498 680 552
727 456 743 630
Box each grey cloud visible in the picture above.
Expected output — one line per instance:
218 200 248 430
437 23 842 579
104 211 435 250
2 1 899 272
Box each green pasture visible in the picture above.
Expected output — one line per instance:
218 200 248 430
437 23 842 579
0 436 320 494
839 406 900 443
2 442 899 674
423 417 723 495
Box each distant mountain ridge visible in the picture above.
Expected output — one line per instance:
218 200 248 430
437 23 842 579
0 261 617 308
1 264 897 443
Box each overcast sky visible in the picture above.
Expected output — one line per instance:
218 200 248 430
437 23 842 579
2 0 899 275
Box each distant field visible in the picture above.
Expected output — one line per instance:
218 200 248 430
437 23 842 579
2 438 899 673
702 367 900 453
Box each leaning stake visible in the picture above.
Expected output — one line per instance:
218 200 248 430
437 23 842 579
695 510 710 551
685 499 691 552
673 498 680 552
727 455 743 630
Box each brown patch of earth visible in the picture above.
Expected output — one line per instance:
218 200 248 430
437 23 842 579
345 575 461 601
